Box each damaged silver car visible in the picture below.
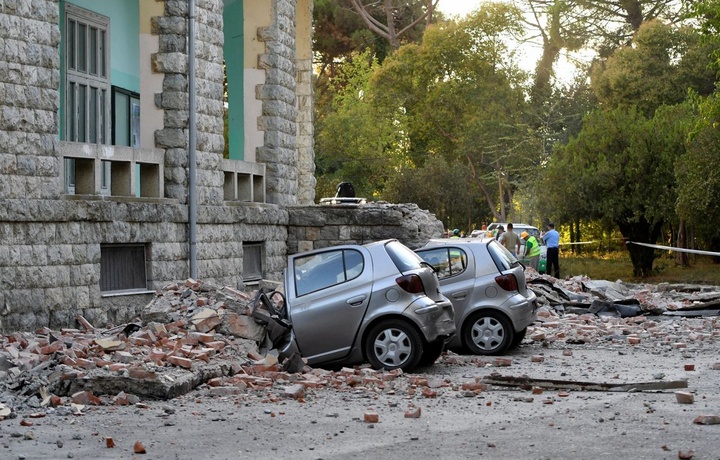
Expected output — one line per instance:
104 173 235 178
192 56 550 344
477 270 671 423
270 240 455 372
416 238 537 355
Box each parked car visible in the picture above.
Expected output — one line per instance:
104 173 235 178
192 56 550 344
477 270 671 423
487 223 547 273
416 238 538 355
276 239 456 372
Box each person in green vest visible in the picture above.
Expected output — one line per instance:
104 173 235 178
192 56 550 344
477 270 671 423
521 231 541 271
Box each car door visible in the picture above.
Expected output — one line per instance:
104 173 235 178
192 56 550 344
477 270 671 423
416 246 475 320
285 247 373 363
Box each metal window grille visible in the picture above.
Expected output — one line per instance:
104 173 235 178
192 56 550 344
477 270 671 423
243 242 263 281
100 244 147 292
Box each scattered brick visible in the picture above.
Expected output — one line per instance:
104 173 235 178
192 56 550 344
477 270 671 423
363 412 379 423
404 407 421 418
675 391 694 404
693 415 720 425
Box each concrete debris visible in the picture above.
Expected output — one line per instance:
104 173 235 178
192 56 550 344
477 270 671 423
1 274 719 429
0 279 277 418
481 373 688 392
526 273 720 348
527 273 720 316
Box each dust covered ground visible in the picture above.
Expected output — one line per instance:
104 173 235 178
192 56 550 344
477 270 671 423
2 316 720 460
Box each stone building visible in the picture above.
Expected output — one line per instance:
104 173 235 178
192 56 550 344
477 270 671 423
0 0 442 333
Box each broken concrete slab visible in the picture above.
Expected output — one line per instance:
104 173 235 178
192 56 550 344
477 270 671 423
481 374 688 392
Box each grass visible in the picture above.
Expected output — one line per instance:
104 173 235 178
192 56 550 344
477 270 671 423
559 252 720 285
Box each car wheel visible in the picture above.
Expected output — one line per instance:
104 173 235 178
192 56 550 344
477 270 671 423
417 339 445 367
462 310 514 355
365 319 423 372
511 327 527 347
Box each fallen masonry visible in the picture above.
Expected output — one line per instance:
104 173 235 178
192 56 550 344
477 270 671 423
1 276 720 425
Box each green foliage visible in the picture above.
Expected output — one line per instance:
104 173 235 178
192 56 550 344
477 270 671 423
382 154 490 231
369 4 535 221
676 93 720 251
314 51 408 199
545 103 694 276
590 21 716 117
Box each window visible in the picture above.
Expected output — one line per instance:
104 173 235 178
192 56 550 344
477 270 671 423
417 247 467 280
243 242 264 281
65 4 110 144
112 86 140 147
100 244 148 292
294 249 364 296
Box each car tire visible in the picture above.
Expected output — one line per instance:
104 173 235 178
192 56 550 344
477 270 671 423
510 327 527 347
462 310 514 356
365 319 424 372
417 339 445 367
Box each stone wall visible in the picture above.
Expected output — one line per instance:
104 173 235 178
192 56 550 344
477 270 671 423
287 203 444 254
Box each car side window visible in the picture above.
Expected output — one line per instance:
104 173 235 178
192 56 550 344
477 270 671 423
448 248 467 277
294 249 364 296
417 247 467 280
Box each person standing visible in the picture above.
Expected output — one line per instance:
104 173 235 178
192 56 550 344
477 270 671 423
542 222 560 278
521 231 541 271
500 223 521 256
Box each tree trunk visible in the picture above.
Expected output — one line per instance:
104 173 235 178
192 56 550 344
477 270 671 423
574 219 582 255
617 217 664 278
676 219 688 266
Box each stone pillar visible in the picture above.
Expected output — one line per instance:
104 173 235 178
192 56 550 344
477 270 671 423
295 0 315 205
152 0 225 205
0 0 62 199
256 0 299 206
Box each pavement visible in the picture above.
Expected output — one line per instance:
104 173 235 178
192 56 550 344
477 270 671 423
1 278 720 459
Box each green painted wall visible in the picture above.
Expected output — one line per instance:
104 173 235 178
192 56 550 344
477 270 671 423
224 0 244 160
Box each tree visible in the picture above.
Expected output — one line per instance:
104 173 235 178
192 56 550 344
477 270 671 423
591 20 716 116
370 4 534 222
546 104 692 276
675 0 720 257
314 51 407 199
348 0 439 50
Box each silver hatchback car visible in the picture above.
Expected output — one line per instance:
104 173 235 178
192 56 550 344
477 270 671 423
277 239 456 372
416 238 537 355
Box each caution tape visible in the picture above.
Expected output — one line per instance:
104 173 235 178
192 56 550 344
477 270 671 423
627 241 720 257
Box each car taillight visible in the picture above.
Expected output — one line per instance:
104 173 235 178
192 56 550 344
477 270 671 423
495 273 518 291
396 274 425 294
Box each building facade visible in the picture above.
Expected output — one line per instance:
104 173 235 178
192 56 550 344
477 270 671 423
0 0 442 333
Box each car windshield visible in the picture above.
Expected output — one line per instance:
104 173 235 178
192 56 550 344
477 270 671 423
385 240 423 272
487 240 521 270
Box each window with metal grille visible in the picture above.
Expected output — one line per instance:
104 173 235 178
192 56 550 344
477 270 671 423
243 242 264 281
100 244 148 292
65 4 110 144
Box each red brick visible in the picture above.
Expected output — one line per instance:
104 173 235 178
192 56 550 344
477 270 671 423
404 407 422 418
684 364 695 371
128 367 158 380
531 355 545 363
693 415 720 425
133 441 146 454
675 391 694 404
71 391 101 405
167 355 192 369
363 412 379 423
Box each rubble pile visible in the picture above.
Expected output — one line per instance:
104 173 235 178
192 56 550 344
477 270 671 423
526 273 720 348
527 273 720 315
1 275 720 423
0 279 281 418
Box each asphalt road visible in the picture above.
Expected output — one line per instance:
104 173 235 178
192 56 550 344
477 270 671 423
2 329 720 460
